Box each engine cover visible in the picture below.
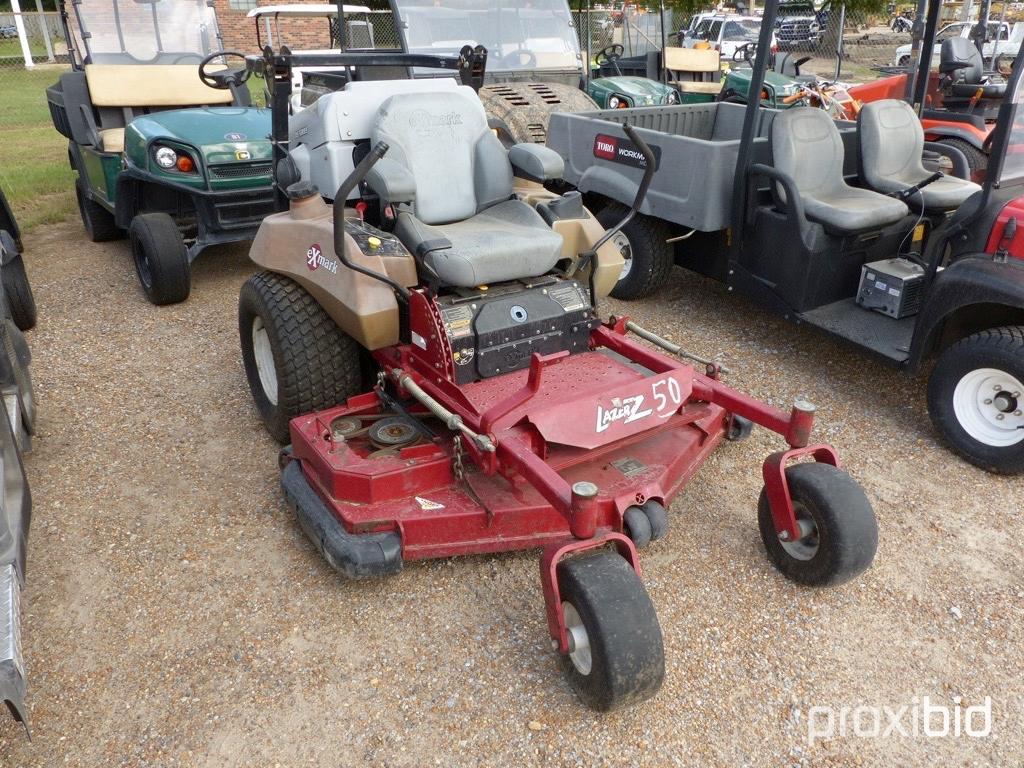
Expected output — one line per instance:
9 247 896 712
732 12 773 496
434 278 597 384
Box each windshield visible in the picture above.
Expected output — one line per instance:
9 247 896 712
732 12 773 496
723 20 761 42
71 0 220 65
393 0 582 73
693 19 722 40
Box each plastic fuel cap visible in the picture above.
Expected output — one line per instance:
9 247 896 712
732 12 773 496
285 180 319 200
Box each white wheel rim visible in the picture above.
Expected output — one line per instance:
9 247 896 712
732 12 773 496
251 316 278 406
612 231 633 282
562 602 592 676
952 368 1024 447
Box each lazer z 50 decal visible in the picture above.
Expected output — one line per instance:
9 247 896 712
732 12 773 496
593 133 661 170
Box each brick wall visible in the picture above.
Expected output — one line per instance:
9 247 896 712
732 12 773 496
214 0 341 53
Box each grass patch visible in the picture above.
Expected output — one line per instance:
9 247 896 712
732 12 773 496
0 66 76 231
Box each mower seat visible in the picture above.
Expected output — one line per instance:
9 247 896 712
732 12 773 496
366 90 564 288
940 38 1007 98
771 108 909 233
858 99 981 211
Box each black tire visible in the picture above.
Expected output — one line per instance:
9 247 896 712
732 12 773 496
2 319 35 440
934 137 987 173
926 326 1024 474
2 254 36 331
128 213 191 305
641 499 668 540
622 506 652 548
757 463 877 587
239 271 365 444
595 203 674 301
75 181 122 242
557 551 664 711
897 55 910 67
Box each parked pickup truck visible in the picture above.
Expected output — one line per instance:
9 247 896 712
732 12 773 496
892 21 1023 66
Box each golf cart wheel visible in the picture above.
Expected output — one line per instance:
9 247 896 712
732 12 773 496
75 181 121 243
595 203 673 301
557 551 664 711
757 463 877 587
2 254 36 331
927 326 1024 474
934 137 987 172
239 271 364 445
128 213 191 305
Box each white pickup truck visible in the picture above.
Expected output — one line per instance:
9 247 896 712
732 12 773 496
892 20 1024 67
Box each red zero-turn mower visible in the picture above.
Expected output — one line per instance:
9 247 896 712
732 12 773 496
238 47 877 711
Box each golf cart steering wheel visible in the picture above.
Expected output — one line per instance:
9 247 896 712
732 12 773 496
733 42 758 65
501 48 537 68
595 43 624 66
198 51 252 90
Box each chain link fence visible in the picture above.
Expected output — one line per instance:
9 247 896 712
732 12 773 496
0 11 67 68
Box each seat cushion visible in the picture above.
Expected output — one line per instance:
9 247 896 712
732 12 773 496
397 199 563 288
803 187 909 233
915 175 982 209
950 82 1006 98
85 64 233 107
98 128 124 153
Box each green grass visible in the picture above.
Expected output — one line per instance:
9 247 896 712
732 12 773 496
0 66 76 231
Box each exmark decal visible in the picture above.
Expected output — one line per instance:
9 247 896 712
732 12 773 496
305 243 339 274
593 133 661 170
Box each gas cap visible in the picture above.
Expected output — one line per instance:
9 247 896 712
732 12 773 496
510 305 529 323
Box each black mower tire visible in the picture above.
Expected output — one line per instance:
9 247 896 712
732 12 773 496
623 506 652 548
128 213 191 305
2 254 36 331
934 137 987 173
595 203 674 301
757 462 877 587
557 551 664 712
926 326 1024 474
642 500 668 540
75 181 122 242
239 271 365 445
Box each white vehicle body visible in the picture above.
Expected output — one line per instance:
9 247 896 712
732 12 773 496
892 21 1022 67
681 15 778 61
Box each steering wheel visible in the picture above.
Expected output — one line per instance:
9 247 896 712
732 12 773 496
198 50 252 90
595 44 624 66
501 48 537 69
733 42 757 65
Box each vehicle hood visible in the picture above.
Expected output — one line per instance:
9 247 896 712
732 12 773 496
593 76 675 102
124 107 272 162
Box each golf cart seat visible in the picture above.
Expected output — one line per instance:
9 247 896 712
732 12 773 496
367 90 565 288
664 47 722 94
858 99 981 210
771 108 909 233
940 38 1007 98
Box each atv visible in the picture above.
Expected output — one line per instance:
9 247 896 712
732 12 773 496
45 0 276 305
236 45 878 712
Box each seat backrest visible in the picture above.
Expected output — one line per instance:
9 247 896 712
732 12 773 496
84 65 233 108
939 37 983 82
371 89 512 225
771 107 846 199
664 46 720 74
858 99 927 188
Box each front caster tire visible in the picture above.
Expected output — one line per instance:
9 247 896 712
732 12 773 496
128 213 191 305
557 551 664 711
758 463 877 587
595 204 673 301
927 326 1024 474
239 271 365 444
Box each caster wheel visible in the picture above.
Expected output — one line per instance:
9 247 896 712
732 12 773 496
557 551 664 711
642 500 668 540
623 506 652 548
758 463 878 586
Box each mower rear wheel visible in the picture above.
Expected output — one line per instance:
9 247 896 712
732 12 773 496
757 462 877 586
557 551 664 711
934 137 987 173
596 204 673 301
128 213 191 305
2 254 37 331
75 181 122 242
239 271 365 444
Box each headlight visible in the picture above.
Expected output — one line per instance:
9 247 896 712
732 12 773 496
154 146 177 169
665 90 680 105
607 95 622 109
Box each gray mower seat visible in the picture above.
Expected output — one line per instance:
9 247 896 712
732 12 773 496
771 107 909 233
367 89 564 288
858 99 981 211
940 38 1007 98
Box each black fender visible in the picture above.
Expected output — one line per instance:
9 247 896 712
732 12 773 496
908 255 1024 371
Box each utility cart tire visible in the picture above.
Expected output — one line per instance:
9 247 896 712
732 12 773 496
2 255 37 331
757 463 877 587
934 137 987 172
926 326 1024 474
3 320 35 438
557 551 664 711
128 213 191 305
75 182 122 242
622 506 652 548
595 204 674 301
239 271 365 444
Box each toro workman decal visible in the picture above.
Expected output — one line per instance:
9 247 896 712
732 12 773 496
593 133 661 170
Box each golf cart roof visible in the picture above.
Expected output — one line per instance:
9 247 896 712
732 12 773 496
247 4 372 19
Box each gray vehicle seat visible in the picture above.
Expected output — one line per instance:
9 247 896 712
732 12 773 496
368 90 563 288
771 107 909 233
858 99 981 210
940 38 1006 98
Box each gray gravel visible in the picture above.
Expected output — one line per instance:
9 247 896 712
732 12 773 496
0 219 1021 766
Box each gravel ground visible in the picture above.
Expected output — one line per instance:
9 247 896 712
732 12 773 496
0 219 1021 767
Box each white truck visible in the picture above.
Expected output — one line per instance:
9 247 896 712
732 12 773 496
892 20 1023 67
